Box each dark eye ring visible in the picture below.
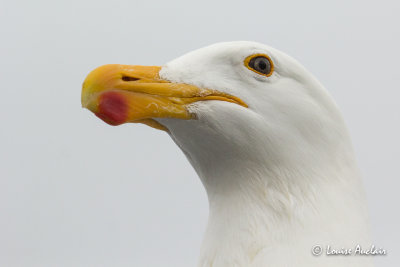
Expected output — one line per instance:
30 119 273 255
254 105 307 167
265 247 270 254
244 54 274 77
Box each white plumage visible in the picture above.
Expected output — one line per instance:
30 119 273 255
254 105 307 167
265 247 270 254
157 42 373 267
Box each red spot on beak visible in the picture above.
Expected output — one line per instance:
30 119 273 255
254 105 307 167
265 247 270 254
95 91 128 126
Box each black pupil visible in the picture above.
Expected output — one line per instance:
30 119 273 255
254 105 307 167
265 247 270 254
249 56 271 75
258 60 267 70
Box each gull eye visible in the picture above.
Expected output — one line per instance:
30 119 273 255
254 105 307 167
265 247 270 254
244 54 274 77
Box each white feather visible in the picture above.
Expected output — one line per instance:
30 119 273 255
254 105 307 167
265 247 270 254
157 41 373 267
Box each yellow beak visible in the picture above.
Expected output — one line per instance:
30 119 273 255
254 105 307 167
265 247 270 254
81 64 247 131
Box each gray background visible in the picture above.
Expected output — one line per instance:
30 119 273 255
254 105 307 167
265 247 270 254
1 0 399 266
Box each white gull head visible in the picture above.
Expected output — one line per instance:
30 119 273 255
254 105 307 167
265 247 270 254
82 41 374 267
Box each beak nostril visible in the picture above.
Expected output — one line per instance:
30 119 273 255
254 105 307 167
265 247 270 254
122 76 140 82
